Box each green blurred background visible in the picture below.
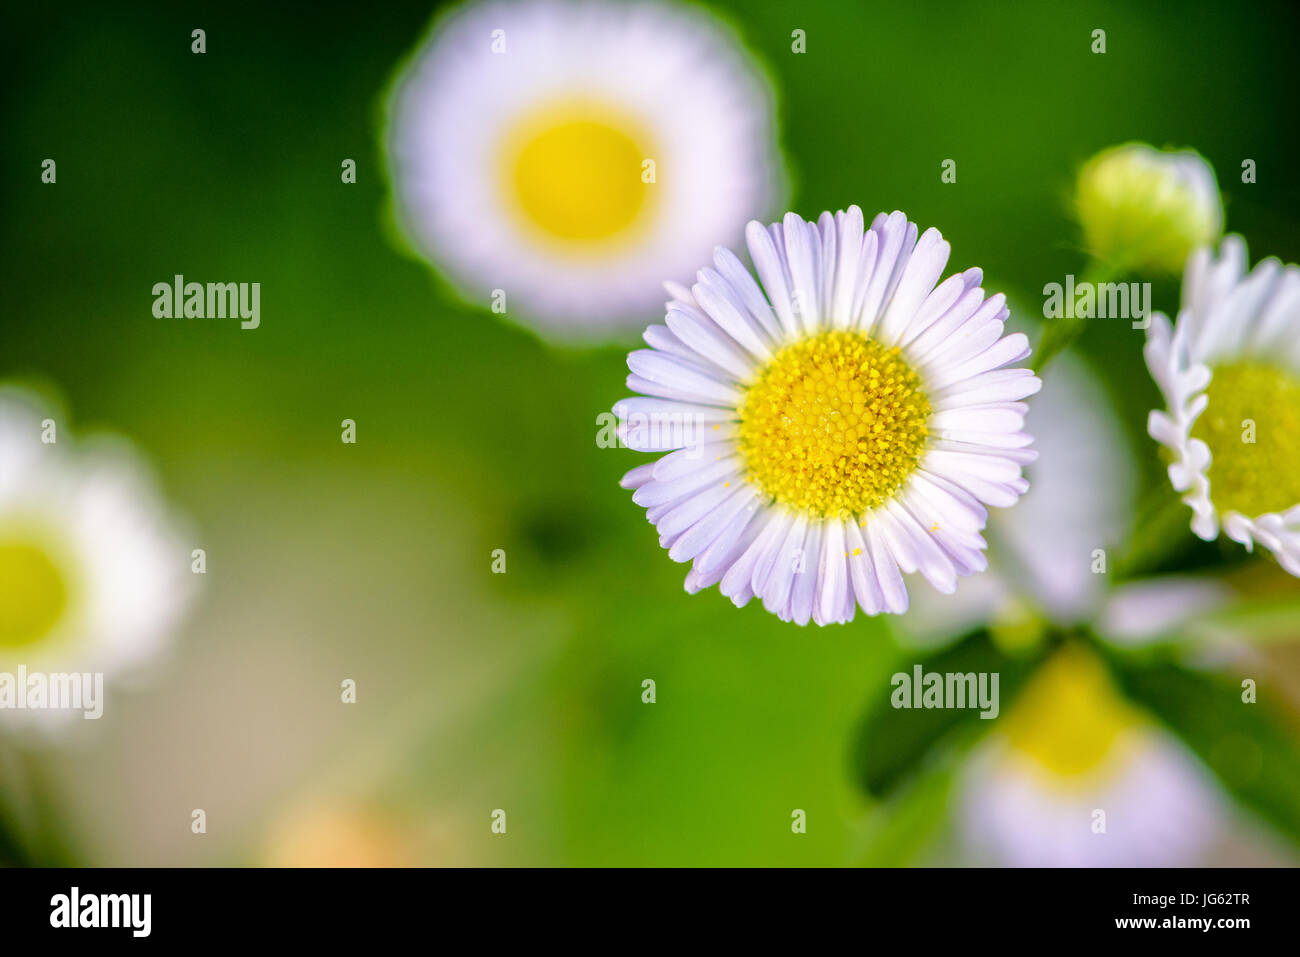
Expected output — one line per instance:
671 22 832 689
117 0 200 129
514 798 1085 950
2 0 1298 865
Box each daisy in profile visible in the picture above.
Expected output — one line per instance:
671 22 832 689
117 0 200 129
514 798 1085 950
385 0 784 339
1145 236 1300 576
959 645 1221 867
0 389 193 732
615 207 1041 625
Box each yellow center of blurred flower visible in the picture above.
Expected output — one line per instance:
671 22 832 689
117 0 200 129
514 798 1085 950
0 540 68 648
1003 647 1142 783
737 330 931 518
505 103 652 244
265 805 409 867
1191 361 1300 518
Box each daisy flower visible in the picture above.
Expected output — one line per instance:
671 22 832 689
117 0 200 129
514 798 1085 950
0 390 193 731
959 646 1221 867
1145 236 1300 576
384 0 783 339
615 207 1041 625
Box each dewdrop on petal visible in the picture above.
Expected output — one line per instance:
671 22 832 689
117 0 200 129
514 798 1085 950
615 207 1041 626
1074 143 1223 275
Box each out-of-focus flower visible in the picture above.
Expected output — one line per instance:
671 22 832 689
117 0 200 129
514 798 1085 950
959 645 1222 866
616 207 1040 625
384 0 784 340
0 389 193 732
1146 236 1300 576
1074 143 1222 275
897 357 1233 866
902 352 1231 646
263 802 411 867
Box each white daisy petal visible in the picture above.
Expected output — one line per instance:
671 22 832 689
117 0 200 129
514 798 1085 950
619 463 657 490
708 248 784 343
877 228 950 346
761 512 808 614
632 454 738 507
718 509 785 607
690 273 774 362
817 519 848 626
786 521 822 625
664 304 755 381
625 351 741 406
745 221 800 340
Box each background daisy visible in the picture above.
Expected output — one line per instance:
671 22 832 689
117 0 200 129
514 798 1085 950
0 390 193 733
959 645 1223 867
1145 236 1300 576
385 0 784 339
616 207 1040 625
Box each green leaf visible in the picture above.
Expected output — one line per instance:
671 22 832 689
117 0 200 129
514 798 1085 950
1102 647 1300 845
850 629 1042 798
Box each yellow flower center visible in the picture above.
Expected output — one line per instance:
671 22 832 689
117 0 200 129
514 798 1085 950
0 539 68 648
503 102 653 244
1003 647 1142 784
737 330 932 518
1191 360 1300 518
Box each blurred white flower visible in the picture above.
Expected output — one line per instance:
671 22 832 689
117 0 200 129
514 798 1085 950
1146 236 1300 577
385 0 784 340
960 646 1222 867
0 389 194 733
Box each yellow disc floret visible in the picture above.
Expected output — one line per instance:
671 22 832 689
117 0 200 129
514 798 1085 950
1003 646 1142 785
737 330 932 518
0 539 68 648
505 103 652 244
1192 360 1300 518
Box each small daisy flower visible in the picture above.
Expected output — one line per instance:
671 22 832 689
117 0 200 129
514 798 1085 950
960 646 1221 867
615 207 1041 625
1145 236 1300 576
385 0 783 339
0 390 193 731
1074 143 1222 275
